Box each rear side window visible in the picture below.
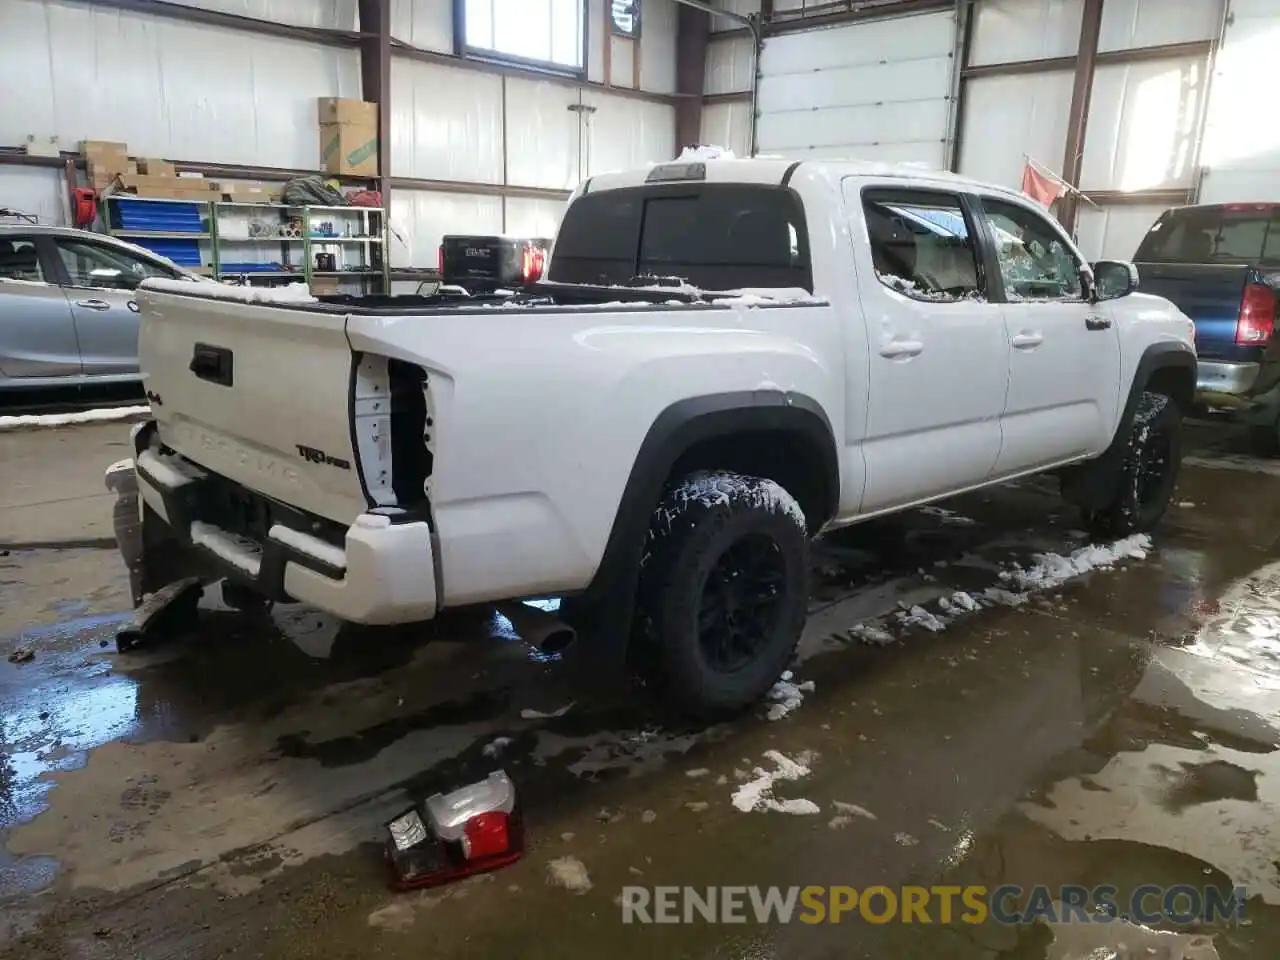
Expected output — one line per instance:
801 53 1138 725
548 184 812 291
861 189 983 302
0 237 45 283
1136 206 1280 265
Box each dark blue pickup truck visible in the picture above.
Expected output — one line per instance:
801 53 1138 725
1134 202 1280 452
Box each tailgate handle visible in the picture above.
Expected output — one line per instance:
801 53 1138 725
190 343 234 386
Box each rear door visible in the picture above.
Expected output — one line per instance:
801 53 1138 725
974 194 1121 474
137 286 367 524
849 184 1008 513
0 234 81 380
51 236 182 377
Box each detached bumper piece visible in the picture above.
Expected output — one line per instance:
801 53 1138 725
385 771 523 891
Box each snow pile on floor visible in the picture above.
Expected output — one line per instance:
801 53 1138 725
0 405 150 433
848 622 896 645
546 856 592 894
918 505 978 526
731 750 819 814
141 277 318 304
1000 534 1151 593
482 737 512 758
764 670 815 721
897 604 948 633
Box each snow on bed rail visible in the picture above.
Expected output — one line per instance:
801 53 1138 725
0 405 150 433
141 277 318 304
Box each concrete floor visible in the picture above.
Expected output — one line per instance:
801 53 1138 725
2 420 1280 959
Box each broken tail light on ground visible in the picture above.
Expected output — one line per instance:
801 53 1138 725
385 770 524 890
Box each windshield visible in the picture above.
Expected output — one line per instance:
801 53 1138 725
548 184 812 291
1135 205 1280 265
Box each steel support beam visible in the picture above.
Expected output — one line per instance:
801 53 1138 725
1059 0 1104 234
675 4 713 151
961 39 1214 81
764 0 953 35
58 0 359 47
357 0 392 188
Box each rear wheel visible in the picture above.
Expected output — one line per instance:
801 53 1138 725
1085 391 1181 536
634 471 809 718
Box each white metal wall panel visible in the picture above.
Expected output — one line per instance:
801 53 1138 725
389 0 454 52
704 34 755 95
700 101 753 158
1098 0 1223 53
1075 204 1166 260
168 0 354 29
390 190 503 268
639 0 678 94
0 169 67 226
0 0 360 168
1199 0 1280 202
582 91 676 173
505 196 568 240
587 0 605 83
711 0 759 31
390 58 504 183
503 78 581 190
957 70 1074 188
610 35 637 86
756 11 958 167
969 0 1082 67
1080 57 1208 192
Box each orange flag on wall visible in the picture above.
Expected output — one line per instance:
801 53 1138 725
1021 162 1067 208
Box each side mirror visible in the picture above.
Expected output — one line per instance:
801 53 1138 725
1093 260 1139 301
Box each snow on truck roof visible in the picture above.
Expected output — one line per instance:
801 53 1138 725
583 156 1023 201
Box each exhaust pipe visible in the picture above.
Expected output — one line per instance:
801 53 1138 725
496 601 576 655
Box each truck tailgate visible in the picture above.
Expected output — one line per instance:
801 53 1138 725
137 287 367 524
1135 262 1249 360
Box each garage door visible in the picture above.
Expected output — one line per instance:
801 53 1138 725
756 10 959 168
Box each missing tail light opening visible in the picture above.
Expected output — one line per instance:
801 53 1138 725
1237 283 1277 345
351 355 434 511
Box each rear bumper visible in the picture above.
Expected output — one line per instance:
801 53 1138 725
132 421 437 625
1195 360 1262 400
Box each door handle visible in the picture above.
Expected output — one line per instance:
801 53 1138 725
75 299 111 311
1011 332 1044 349
879 339 924 359
1086 314 1112 331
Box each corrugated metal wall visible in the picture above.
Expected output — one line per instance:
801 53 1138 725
0 0 677 269
1199 0 1280 202
959 0 1224 259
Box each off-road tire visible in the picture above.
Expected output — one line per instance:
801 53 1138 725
634 471 810 718
1085 391 1181 536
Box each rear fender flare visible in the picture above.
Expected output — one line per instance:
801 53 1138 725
571 391 838 651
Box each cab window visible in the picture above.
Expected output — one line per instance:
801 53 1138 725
978 197 1084 302
861 189 983 302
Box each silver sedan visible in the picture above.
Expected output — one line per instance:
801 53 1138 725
0 224 207 390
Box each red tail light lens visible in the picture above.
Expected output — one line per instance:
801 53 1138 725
1236 283 1277 345
521 244 545 283
437 244 444 275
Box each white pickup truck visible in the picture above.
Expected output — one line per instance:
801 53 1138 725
126 157 1196 716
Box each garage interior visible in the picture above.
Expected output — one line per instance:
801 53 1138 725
3 0 1280 958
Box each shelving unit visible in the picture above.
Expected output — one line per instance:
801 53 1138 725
104 194 389 294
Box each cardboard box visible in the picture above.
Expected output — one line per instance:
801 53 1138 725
82 140 131 181
311 277 341 296
137 157 175 176
317 97 378 177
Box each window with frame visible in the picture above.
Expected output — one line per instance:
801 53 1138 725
56 239 176 290
0 237 45 283
862 190 983 303
979 198 1084 302
1135 206 1280 266
549 184 812 290
461 0 584 72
